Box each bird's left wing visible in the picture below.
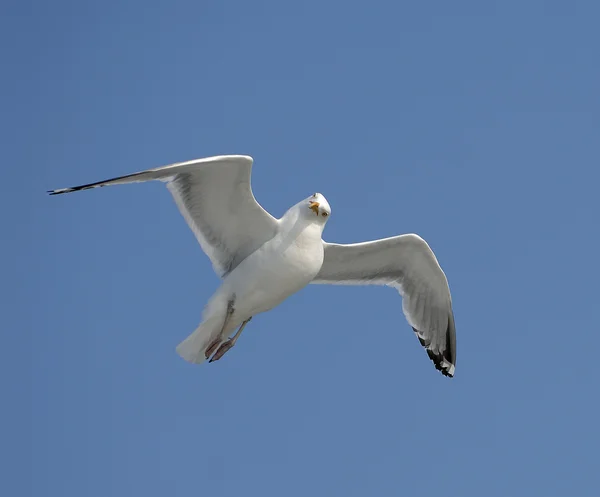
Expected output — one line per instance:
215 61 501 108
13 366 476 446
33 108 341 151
49 155 279 277
312 234 456 377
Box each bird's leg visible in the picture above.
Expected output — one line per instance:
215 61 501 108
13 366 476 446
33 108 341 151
229 317 252 346
204 298 235 360
209 317 252 363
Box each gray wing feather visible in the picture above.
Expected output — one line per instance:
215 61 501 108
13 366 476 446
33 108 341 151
49 155 279 277
312 234 456 377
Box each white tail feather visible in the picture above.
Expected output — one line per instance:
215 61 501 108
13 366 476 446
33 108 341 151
176 318 222 364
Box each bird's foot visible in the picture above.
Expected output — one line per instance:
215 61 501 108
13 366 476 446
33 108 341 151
206 316 252 363
205 337 222 360
208 339 234 363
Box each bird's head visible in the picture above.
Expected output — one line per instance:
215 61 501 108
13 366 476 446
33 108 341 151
305 192 331 222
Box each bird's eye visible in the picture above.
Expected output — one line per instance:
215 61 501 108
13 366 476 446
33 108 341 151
322 212 328 217
312 193 318 198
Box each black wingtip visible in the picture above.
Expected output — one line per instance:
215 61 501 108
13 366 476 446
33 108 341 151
413 315 456 378
47 188 75 195
47 184 98 196
426 348 454 377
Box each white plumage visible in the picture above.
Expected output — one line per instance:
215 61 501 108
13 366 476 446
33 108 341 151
49 155 456 377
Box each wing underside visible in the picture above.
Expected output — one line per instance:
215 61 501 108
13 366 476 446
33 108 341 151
49 155 280 277
312 234 456 377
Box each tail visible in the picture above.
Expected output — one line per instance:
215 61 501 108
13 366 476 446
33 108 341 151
176 317 222 364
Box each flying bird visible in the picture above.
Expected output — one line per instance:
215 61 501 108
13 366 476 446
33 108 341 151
49 155 456 377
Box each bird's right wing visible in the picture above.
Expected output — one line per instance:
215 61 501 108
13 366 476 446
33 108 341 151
312 234 456 377
49 155 279 277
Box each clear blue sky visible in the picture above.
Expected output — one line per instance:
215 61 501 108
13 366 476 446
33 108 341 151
5 0 600 495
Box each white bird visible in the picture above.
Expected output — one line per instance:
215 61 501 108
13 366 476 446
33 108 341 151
49 155 456 377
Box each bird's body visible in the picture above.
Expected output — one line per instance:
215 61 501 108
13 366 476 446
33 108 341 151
50 155 457 377
220 205 325 318
185 202 326 363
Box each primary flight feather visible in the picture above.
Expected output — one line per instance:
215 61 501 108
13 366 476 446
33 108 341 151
49 155 456 377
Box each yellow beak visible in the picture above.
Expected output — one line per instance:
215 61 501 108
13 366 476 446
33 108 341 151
309 201 320 215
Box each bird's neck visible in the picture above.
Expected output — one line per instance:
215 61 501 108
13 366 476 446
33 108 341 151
279 208 324 244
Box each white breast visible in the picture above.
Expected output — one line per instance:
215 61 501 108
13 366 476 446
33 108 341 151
222 223 324 317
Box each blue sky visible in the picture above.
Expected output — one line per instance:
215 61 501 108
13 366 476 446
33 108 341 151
5 0 600 495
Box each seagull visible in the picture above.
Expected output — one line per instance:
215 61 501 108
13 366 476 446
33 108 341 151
49 155 456 377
